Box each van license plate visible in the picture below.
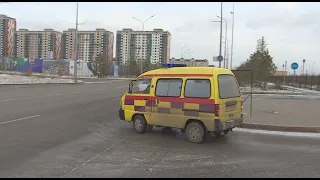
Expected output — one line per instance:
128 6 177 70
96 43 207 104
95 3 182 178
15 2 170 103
226 105 236 112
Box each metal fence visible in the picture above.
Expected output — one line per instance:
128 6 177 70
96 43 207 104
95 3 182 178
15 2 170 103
268 75 320 91
0 57 15 71
0 57 70 76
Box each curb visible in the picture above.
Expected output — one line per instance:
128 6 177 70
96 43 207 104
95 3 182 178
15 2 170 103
241 123 320 133
0 82 84 86
242 92 304 95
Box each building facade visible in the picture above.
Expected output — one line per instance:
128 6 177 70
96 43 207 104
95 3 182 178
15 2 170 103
115 28 171 65
62 28 114 63
15 28 62 60
170 58 209 67
0 14 16 58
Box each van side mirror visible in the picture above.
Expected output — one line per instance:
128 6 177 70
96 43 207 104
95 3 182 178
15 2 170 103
128 81 133 94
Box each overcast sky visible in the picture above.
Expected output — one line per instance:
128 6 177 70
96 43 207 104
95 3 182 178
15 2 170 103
0 2 318 74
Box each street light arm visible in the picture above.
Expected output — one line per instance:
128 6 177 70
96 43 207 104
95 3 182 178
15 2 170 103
217 15 227 23
144 15 155 23
132 17 143 24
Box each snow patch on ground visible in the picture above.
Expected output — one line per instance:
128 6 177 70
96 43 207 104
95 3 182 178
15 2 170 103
0 74 79 84
240 86 302 94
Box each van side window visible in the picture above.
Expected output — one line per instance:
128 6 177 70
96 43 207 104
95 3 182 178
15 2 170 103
184 79 211 98
132 78 152 94
218 75 240 99
155 79 182 97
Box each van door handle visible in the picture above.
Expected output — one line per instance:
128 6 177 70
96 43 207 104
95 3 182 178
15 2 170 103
143 98 148 100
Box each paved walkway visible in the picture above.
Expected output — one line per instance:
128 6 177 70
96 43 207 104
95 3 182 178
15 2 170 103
243 97 320 127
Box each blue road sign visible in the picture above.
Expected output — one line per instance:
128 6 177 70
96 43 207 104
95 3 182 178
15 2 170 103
291 62 299 70
217 55 223 62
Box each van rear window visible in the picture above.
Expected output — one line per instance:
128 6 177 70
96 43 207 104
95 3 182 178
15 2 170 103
218 75 240 99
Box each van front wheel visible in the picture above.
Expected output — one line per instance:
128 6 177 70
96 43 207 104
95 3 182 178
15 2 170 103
133 115 147 134
185 122 205 144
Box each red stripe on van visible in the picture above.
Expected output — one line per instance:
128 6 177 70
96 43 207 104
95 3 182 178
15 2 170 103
141 74 213 77
125 95 215 104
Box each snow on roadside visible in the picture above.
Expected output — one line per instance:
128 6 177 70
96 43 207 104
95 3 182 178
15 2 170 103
239 86 302 94
0 74 80 84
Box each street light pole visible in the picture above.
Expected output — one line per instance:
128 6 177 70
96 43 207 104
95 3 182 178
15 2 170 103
181 45 188 58
230 4 235 70
219 2 223 68
132 15 155 74
302 59 306 75
217 15 227 68
74 2 79 83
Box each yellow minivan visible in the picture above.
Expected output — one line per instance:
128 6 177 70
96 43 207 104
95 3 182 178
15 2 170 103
119 65 243 143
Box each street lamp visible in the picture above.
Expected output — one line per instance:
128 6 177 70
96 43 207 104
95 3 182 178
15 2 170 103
132 15 155 31
181 46 188 58
73 2 87 83
221 36 229 69
230 4 235 70
218 2 223 68
74 2 79 83
302 59 306 75
217 15 228 68
132 15 155 74
184 48 191 58
212 3 223 68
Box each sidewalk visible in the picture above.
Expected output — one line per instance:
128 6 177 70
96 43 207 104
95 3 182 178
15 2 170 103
283 85 320 95
242 97 320 132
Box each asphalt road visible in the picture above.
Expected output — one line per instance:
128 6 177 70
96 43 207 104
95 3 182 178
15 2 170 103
0 82 320 178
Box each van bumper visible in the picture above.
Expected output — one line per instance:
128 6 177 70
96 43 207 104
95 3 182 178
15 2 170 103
214 114 244 131
119 108 125 121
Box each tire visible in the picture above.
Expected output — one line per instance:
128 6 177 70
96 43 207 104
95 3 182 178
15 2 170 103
133 115 147 134
185 122 205 144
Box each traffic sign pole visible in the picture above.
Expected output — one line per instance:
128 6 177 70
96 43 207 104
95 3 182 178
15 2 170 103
291 62 299 92
217 55 223 67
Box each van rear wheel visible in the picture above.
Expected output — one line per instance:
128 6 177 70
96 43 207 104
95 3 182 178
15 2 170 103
133 115 147 134
185 122 205 144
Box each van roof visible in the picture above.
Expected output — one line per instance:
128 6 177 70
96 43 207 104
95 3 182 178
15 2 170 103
140 67 233 78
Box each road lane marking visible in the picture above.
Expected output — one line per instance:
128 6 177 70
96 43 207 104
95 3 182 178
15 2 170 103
0 94 61 102
61 135 131 178
0 115 41 125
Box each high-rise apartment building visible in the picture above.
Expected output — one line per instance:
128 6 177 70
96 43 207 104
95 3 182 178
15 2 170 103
62 28 114 63
0 14 16 58
115 28 171 65
15 28 62 60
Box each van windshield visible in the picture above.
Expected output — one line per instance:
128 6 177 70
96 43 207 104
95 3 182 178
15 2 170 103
218 74 240 99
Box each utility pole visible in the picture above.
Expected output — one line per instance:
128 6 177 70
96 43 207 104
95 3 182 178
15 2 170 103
219 2 223 68
230 4 235 69
74 2 79 83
